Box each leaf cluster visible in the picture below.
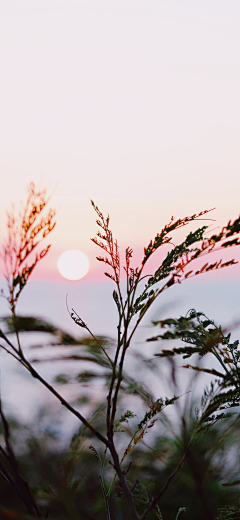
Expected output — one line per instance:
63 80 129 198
151 309 240 430
1 183 56 313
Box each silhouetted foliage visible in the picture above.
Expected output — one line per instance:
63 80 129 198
1 184 240 519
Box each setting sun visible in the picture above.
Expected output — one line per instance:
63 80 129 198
57 250 90 280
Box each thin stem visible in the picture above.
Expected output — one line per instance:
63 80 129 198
140 427 199 520
108 440 140 520
107 427 141 497
99 475 112 520
0 329 27 364
140 451 187 520
13 311 24 357
0 457 40 517
66 296 113 367
0 343 23 364
107 317 123 440
109 279 133 431
86 326 113 368
22 354 109 446
110 335 129 430
1 332 109 447
127 279 171 345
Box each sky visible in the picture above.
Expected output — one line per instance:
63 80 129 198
0 0 240 281
1 1 240 421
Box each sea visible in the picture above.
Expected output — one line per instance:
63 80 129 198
0 276 240 437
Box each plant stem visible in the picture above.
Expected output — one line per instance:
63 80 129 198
108 440 140 520
1 331 109 447
23 355 109 446
140 451 187 520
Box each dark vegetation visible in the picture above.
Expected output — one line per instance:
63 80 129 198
0 183 240 519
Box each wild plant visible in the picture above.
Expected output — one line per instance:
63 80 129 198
1 184 240 519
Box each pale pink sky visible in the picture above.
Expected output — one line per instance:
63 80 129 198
0 0 240 281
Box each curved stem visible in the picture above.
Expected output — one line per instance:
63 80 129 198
2 331 109 447
140 451 187 520
22 354 109 446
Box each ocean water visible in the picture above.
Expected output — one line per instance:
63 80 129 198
1 275 240 337
0 276 240 429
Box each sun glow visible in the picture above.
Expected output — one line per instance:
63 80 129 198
57 250 90 280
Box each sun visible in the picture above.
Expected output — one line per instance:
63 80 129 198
57 250 90 280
